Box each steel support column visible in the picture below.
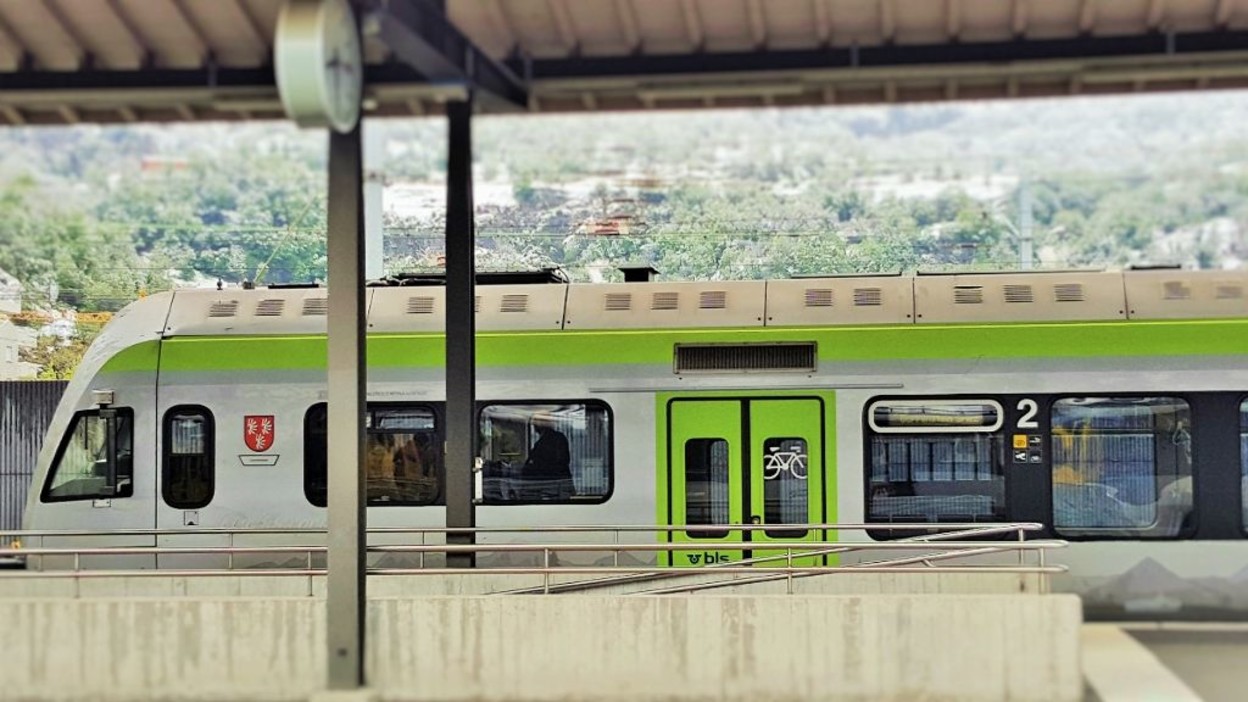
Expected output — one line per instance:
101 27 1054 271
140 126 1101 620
445 97 476 568
326 122 367 688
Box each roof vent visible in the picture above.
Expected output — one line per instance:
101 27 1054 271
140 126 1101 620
954 286 984 305
406 296 436 314
1003 284 1034 303
854 287 883 307
675 343 817 374
804 289 834 308
255 299 286 317
651 292 679 311
1054 283 1085 303
604 293 632 311
500 294 529 313
208 300 240 318
302 298 329 316
619 264 659 283
699 290 727 310
1163 281 1191 300
1215 283 1244 300
474 296 481 313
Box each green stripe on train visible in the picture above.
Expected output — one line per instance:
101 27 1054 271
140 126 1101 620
100 319 1248 374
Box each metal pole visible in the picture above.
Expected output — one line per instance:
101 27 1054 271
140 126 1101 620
445 97 477 568
326 122 367 690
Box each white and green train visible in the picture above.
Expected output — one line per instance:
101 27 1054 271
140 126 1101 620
20 267 1248 618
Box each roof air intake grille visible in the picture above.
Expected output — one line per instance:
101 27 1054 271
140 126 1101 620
255 299 286 317
651 292 679 310
604 293 632 311
699 290 727 309
208 300 240 318
1054 283 1085 302
1216 284 1244 300
302 298 329 316
804 289 834 308
675 343 817 374
1003 284 1034 303
854 287 883 306
500 294 529 313
954 286 984 304
1163 282 1191 300
406 296 435 314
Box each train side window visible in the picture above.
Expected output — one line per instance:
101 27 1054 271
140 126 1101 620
685 438 730 538
1240 400 1248 531
303 403 443 507
41 409 135 503
478 402 612 504
1051 397 1192 538
162 406 214 509
865 399 1007 523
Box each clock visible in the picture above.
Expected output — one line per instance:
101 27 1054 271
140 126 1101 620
275 0 363 133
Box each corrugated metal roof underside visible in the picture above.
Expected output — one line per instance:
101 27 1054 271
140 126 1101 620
0 0 1247 123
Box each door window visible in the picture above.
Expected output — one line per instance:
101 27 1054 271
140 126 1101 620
762 437 808 537
685 438 730 537
163 406 214 509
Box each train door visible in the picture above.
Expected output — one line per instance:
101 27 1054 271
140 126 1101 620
155 404 228 568
662 395 828 567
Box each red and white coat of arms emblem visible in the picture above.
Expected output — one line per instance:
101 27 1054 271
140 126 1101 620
244 415 275 452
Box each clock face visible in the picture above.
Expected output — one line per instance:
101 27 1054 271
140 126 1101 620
276 0 363 133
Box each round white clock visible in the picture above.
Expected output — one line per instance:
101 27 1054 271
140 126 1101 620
275 0 363 133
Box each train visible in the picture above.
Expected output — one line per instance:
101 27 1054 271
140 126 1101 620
18 266 1248 618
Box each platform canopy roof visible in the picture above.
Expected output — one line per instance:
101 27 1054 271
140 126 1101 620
0 0 1246 124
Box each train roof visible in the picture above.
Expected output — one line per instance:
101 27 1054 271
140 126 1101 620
158 269 1248 337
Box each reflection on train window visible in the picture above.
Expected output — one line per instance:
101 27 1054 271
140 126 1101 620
763 437 808 538
1240 400 1247 531
685 438 730 538
304 404 443 507
866 399 1006 523
41 409 135 502
478 402 611 504
1051 397 1192 538
163 406 214 509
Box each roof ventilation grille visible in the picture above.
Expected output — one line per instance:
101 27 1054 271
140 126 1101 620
255 299 286 317
1162 281 1192 301
804 289 834 308
854 287 883 307
699 290 727 310
1003 284 1034 303
474 296 481 313
954 285 984 305
675 342 817 374
500 294 529 313
604 293 632 311
1054 283 1085 303
208 300 240 318
302 298 329 316
406 296 436 315
651 292 679 311
1215 283 1244 300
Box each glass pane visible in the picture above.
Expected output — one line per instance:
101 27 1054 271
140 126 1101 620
1240 400 1247 531
763 438 808 538
1051 397 1192 537
685 438 729 538
366 407 441 506
479 403 611 503
164 410 213 509
872 402 1001 430
304 405 328 507
868 433 1005 523
44 411 133 501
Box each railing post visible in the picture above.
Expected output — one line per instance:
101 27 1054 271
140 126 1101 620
543 548 550 594
613 529 619 568
786 548 794 594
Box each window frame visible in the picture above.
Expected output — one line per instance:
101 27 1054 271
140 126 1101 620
477 398 615 506
303 401 445 508
40 407 136 504
161 404 216 510
862 395 1009 527
1048 393 1196 540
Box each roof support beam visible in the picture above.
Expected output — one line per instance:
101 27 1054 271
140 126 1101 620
1147 0 1166 29
485 0 520 56
103 0 153 67
746 0 767 50
0 105 25 125
116 106 138 122
1011 0 1028 38
231 0 269 55
1215 0 1234 27
42 0 91 69
0 12 29 68
880 0 896 43
680 0 704 51
546 0 579 55
363 0 528 109
614 0 642 53
168 0 212 66
1079 0 1096 34
812 0 831 46
947 0 961 41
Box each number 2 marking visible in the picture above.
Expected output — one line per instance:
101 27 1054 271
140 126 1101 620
1017 399 1039 429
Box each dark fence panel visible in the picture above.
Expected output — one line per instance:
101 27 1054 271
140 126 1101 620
0 381 68 530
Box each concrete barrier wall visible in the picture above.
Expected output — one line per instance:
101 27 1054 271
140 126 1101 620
0 594 1082 702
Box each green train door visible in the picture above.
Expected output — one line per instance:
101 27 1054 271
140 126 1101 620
664 396 826 567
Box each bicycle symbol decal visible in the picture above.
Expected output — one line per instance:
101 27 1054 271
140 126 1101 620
763 448 807 480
